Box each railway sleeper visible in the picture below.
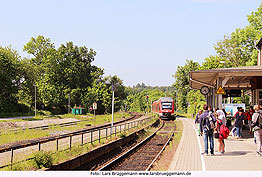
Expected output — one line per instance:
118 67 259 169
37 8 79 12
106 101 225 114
46 120 158 171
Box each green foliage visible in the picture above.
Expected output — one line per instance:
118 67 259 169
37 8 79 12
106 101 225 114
186 90 205 115
21 35 106 114
247 3 262 32
118 133 127 138
124 87 168 113
200 55 225 70
2 35 178 116
173 60 200 113
0 46 31 114
32 151 53 169
172 2 262 114
212 3 262 68
214 26 261 67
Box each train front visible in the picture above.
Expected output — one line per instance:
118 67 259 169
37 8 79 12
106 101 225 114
159 98 175 120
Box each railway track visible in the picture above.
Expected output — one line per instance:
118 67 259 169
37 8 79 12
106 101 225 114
98 120 176 171
1 112 141 134
0 113 143 155
0 112 148 169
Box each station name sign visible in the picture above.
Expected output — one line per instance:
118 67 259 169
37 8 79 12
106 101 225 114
222 90 241 98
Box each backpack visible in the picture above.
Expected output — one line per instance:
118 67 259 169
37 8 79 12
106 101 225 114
202 115 215 131
256 112 262 129
218 120 230 139
251 112 262 130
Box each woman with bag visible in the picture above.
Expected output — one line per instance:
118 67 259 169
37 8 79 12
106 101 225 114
215 110 226 155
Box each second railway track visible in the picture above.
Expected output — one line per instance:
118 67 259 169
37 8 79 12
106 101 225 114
98 120 176 171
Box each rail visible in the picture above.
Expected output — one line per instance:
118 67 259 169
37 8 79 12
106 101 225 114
145 123 176 171
98 120 176 171
0 115 153 169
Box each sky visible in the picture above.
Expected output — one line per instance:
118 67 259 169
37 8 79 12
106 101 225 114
0 0 261 87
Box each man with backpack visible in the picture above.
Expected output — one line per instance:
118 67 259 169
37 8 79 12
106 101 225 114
199 104 216 156
251 105 262 156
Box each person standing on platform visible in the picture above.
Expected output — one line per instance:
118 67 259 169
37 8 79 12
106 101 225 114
251 105 262 156
246 106 255 134
234 109 246 138
200 104 216 156
195 109 203 136
215 110 226 155
208 105 214 113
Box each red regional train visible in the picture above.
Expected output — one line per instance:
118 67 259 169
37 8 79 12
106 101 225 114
152 97 175 120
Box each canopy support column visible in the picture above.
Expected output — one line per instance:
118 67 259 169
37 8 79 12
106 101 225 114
216 77 223 110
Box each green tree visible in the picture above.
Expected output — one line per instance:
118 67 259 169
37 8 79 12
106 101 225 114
214 26 261 67
0 46 23 113
124 86 167 113
84 78 111 114
200 55 226 70
214 2 262 67
173 60 200 113
186 90 205 115
104 75 127 113
23 36 101 114
22 35 57 110
17 58 37 108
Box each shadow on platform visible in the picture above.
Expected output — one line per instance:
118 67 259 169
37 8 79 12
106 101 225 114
219 151 253 156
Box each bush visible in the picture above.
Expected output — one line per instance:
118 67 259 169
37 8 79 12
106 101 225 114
118 133 126 138
33 151 53 169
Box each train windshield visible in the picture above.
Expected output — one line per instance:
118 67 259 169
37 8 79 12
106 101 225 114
162 102 172 110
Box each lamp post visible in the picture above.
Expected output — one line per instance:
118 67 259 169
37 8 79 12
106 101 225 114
33 85 37 116
174 89 177 112
146 95 149 114
151 99 153 117
106 80 116 135
68 94 70 114
111 85 115 135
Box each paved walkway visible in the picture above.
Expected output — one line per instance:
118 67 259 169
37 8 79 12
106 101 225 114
169 117 262 171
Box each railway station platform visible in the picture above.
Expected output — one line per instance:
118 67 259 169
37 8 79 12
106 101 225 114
169 117 262 171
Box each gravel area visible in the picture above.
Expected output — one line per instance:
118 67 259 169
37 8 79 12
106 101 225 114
0 118 80 130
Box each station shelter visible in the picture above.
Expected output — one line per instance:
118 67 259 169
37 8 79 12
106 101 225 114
189 38 262 110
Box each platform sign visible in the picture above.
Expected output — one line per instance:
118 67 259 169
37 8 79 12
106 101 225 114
216 85 226 95
93 103 97 110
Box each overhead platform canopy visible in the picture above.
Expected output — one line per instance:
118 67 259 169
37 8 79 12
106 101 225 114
189 66 262 90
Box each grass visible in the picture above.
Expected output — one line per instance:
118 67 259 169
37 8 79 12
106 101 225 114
0 129 50 145
0 112 131 145
175 112 192 119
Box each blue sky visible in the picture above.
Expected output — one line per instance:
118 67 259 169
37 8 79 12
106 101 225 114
0 0 261 86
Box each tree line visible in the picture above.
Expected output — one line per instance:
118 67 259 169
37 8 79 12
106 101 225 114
2 3 262 117
1 36 171 116
173 2 262 115
0 36 128 116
